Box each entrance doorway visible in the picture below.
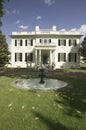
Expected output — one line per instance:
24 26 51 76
42 55 48 64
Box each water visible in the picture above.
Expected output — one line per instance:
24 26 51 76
12 78 68 91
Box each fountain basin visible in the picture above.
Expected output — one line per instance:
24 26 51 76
12 78 68 91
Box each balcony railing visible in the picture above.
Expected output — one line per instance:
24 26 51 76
35 42 56 46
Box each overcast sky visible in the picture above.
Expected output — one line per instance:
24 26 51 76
1 0 86 43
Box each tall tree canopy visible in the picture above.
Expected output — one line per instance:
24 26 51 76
0 0 10 67
0 31 9 67
0 0 9 26
80 36 86 62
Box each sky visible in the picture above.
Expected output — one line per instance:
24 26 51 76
1 0 86 44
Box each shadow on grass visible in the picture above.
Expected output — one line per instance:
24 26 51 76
55 77 86 118
33 111 68 130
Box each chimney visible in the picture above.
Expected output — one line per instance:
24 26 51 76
35 26 40 31
52 26 56 31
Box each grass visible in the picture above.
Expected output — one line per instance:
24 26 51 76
0 73 86 130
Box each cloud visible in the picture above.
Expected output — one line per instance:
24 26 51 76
79 25 86 35
69 25 86 42
16 20 20 24
70 28 77 31
60 29 66 31
43 0 55 6
36 16 42 20
79 25 86 42
19 25 29 30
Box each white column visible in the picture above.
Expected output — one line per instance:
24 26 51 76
35 49 37 65
23 52 25 62
39 49 41 65
50 50 52 66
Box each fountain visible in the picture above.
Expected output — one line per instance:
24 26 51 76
12 68 68 91
39 69 45 84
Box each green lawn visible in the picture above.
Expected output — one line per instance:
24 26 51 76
0 74 86 130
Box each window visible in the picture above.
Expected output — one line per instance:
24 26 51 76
69 39 77 46
25 53 33 62
58 53 66 62
15 53 22 62
25 39 32 46
68 53 77 62
25 39 33 46
73 40 77 46
58 39 66 46
15 39 23 46
39 39 51 44
69 40 71 46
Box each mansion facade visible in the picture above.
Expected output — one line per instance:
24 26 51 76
10 26 82 69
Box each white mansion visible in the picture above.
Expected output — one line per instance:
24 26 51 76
10 26 82 69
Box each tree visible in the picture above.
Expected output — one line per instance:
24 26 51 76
80 36 86 62
0 0 9 26
0 31 9 67
0 0 10 67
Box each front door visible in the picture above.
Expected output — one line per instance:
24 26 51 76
43 55 48 64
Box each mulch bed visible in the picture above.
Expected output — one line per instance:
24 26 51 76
0 69 86 78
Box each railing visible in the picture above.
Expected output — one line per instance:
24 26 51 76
35 42 56 46
12 31 80 35
12 32 35 35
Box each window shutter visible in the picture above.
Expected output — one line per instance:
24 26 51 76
30 53 33 62
20 40 22 46
49 39 51 43
25 40 27 46
64 53 66 61
58 40 60 46
64 40 66 46
15 53 17 61
74 40 77 46
20 53 22 61
58 53 60 62
69 40 71 46
25 53 27 61
15 40 17 46
69 53 71 62
31 39 33 46
74 53 77 62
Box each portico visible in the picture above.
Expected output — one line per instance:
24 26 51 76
35 48 55 67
